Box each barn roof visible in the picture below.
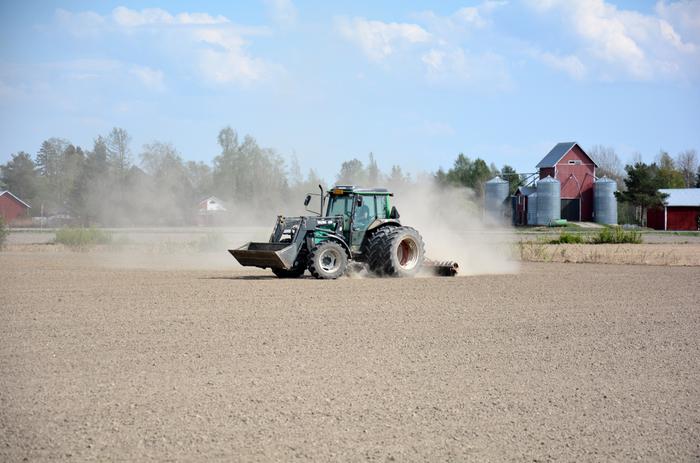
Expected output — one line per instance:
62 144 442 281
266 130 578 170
659 188 700 207
536 142 598 168
0 190 31 208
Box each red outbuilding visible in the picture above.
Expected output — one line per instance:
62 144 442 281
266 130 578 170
647 189 700 231
536 142 598 221
0 190 31 225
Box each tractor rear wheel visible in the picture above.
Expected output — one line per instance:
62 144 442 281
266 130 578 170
367 226 425 277
308 241 348 279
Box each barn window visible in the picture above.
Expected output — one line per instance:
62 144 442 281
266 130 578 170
568 160 582 165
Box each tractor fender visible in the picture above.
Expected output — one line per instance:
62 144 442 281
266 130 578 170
306 232 351 258
367 219 401 231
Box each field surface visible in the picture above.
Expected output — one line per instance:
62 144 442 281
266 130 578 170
1 251 699 462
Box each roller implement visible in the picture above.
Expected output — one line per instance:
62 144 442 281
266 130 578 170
229 185 458 279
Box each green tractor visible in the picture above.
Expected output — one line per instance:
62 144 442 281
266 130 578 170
229 185 458 279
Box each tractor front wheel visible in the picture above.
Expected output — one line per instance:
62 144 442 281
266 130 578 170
308 241 348 279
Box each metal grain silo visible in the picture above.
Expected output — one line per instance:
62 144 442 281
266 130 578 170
527 192 538 225
536 176 560 225
594 177 618 225
484 176 510 217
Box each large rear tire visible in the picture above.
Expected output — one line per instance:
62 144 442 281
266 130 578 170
308 241 348 279
367 226 425 277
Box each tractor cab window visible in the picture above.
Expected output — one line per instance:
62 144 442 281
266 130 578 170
376 195 388 219
353 195 377 228
327 195 352 219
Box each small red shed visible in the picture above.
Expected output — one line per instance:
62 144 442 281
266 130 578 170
536 142 598 221
647 189 700 231
0 190 31 225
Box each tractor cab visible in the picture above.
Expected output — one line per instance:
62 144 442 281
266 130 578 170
323 186 395 251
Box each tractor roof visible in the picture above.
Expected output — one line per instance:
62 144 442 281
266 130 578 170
331 185 393 195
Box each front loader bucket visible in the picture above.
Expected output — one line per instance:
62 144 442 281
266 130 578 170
229 242 298 270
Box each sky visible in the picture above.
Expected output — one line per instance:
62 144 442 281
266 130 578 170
1 0 699 182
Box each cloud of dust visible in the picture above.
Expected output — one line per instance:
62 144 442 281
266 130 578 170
391 180 519 276
88 227 272 271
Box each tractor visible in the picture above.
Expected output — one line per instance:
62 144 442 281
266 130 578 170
229 185 458 279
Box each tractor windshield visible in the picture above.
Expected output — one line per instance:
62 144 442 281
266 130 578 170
326 195 352 218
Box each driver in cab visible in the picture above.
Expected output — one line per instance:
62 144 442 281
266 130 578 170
354 202 372 228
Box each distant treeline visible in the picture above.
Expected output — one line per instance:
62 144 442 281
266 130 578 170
1 127 698 226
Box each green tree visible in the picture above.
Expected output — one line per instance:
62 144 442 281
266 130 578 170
212 127 241 201
212 127 289 220
60 144 85 211
656 151 685 188
288 154 303 187
387 165 411 191
35 138 69 212
140 141 194 225
106 127 132 186
438 153 493 196
367 152 380 186
71 137 111 225
336 158 367 185
1 152 38 206
185 161 213 200
615 162 668 226
500 164 520 194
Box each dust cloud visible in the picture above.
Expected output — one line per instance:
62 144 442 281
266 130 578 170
88 180 519 276
392 180 519 276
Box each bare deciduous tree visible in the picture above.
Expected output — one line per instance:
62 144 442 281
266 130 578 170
676 149 698 188
589 145 623 184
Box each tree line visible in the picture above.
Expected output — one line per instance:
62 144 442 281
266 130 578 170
0 127 312 226
1 128 698 226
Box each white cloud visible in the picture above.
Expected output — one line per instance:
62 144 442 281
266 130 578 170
337 4 513 90
413 1 507 39
264 0 298 27
54 7 278 87
55 8 105 37
453 1 508 29
655 0 700 42
193 28 272 84
526 0 698 81
534 51 587 80
337 17 431 61
111 6 229 27
129 66 165 91
421 47 513 90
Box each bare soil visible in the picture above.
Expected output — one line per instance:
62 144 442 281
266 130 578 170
1 251 699 462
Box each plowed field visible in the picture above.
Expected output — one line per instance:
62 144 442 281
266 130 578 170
1 251 698 461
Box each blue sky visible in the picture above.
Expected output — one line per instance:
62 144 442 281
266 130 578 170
1 0 699 181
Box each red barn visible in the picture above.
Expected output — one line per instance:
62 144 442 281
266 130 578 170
0 190 31 225
647 189 700 231
536 142 597 221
